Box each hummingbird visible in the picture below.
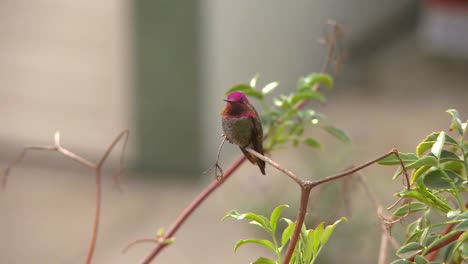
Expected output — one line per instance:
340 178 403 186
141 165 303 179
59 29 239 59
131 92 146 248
221 91 266 175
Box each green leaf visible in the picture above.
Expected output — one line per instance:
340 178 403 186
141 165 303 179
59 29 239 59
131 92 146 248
250 74 260 88
441 161 464 175
311 222 324 255
397 188 452 213
431 132 445 159
222 210 271 231
378 152 418 165
396 242 425 259
323 125 351 143
438 150 463 162
304 138 321 148
281 219 296 247
414 255 429 264
393 202 427 217
226 84 264 99
423 170 463 189
291 90 325 105
454 219 468 231
321 217 347 246
297 73 333 92
251 257 277 264
262 82 279 95
446 109 464 135
234 239 275 252
392 155 438 180
416 132 459 157
411 166 431 184
163 237 175 245
270 205 288 233
454 211 468 220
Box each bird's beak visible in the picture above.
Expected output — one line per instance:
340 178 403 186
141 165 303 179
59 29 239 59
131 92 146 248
224 99 234 103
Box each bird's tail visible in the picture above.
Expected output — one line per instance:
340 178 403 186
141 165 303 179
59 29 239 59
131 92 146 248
241 148 266 175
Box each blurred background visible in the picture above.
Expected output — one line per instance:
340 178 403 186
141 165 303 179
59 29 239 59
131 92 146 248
0 0 468 263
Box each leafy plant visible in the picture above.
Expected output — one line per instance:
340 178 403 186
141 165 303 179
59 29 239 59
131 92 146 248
226 73 350 151
223 205 346 264
379 109 468 263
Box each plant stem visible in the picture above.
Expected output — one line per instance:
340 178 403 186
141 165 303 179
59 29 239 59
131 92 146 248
283 185 312 264
141 156 247 264
85 169 102 264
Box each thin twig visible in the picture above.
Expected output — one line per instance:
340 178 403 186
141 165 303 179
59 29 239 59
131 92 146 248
204 136 226 179
310 149 408 188
246 148 302 186
2 130 129 264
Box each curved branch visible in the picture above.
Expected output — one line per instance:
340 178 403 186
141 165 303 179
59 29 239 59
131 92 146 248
2 130 129 264
140 156 247 264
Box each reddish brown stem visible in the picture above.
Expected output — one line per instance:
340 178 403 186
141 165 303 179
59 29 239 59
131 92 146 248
310 149 409 189
426 223 454 261
282 185 312 264
141 156 247 264
2 130 129 264
408 231 463 262
86 169 102 264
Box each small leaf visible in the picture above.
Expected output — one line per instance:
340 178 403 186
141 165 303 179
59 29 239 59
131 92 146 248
156 228 165 237
446 109 464 135
393 202 427 217
411 166 431 184
281 219 296 247
397 188 452 213
262 82 279 94
251 257 277 264
163 237 175 245
225 84 264 99
222 210 271 232
234 239 275 252
436 150 464 163
393 155 438 180
270 205 288 233
454 211 468 220
378 152 418 165
414 255 429 264
423 169 463 189
321 217 347 246
323 125 351 143
406 156 438 170
431 132 445 159
297 73 333 92
454 219 468 231
396 242 425 259
304 138 321 148
416 132 459 156
250 74 260 88
291 90 325 105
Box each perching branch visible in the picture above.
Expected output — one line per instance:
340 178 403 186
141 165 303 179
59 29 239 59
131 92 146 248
2 129 129 264
246 148 409 264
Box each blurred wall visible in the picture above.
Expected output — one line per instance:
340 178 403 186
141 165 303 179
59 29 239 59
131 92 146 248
0 1 130 160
